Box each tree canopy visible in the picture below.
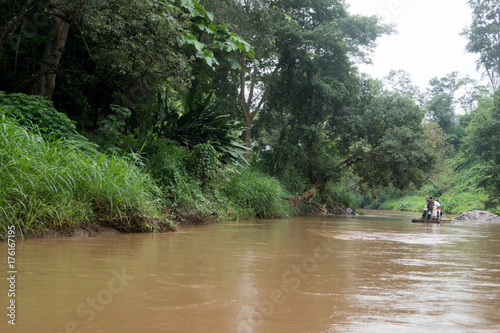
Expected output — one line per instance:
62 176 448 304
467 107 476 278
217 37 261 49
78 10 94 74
463 0 500 90
1 0 497 216
201 0 392 150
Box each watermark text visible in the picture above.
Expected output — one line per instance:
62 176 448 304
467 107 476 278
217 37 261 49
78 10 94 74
6 225 16 326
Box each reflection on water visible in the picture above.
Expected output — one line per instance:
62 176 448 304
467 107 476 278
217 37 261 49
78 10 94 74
1 210 500 332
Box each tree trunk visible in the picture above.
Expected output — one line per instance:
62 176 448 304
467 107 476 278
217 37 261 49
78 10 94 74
231 58 278 162
30 14 70 100
241 127 252 149
240 109 253 159
306 140 316 184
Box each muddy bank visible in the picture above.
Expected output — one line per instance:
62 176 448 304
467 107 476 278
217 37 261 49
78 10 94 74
25 225 121 239
23 222 178 239
456 210 500 222
14 204 357 239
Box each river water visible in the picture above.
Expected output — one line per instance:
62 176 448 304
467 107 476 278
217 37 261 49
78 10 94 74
2 210 500 333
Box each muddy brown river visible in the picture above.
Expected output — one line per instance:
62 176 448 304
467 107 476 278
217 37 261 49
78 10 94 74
1 210 500 332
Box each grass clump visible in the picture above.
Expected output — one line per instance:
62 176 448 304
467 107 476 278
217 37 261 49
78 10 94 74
223 168 291 219
438 191 489 214
0 114 173 240
321 182 361 211
143 139 203 210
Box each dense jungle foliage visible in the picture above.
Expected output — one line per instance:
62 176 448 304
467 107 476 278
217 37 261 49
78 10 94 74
0 0 498 238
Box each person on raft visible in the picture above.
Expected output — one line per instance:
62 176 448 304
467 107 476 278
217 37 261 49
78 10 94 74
425 195 434 220
421 196 443 221
422 205 430 219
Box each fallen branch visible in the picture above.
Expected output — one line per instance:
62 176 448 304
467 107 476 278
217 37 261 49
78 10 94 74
282 196 327 213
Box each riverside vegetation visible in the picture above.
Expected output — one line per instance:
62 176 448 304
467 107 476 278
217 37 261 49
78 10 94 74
0 0 499 239
364 89 500 216
0 92 292 239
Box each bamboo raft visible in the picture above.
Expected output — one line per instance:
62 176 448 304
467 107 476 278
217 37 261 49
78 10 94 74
411 218 452 223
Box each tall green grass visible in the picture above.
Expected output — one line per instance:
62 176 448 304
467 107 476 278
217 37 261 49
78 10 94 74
438 191 489 214
224 169 291 219
143 139 203 209
321 182 361 211
0 115 173 240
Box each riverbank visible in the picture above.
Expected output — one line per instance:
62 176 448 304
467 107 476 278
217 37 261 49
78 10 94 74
25 225 121 239
7 201 363 240
14 219 179 240
366 190 499 215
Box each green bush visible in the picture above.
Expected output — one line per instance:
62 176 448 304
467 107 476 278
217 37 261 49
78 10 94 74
138 139 291 221
191 142 222 188
0 92 78 138
95 104 132 149
142 139 203 210
439 191 488 214
0 115 172 239
321 182 361 210
224 168 291 218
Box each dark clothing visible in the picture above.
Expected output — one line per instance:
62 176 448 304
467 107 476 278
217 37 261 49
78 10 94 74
426 198 434 211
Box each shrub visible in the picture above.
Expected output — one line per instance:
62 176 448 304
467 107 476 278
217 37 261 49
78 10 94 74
439 191 488 214
224 168 291 218
0 91 78 138
142 139 204 210
191 142 222 189
321 182 361 210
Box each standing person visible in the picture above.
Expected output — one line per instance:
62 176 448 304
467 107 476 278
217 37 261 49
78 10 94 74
426 195 434 220
435 197 441 208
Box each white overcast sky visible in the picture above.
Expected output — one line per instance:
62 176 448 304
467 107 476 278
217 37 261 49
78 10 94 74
346 0 486 90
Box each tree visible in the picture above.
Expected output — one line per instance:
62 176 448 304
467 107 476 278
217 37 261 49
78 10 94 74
201 0 282 151
421 121 454 189
0 0 44 49
456 76 491 113
462 0 500 90
29 0 71 100
1 0 254 135
383 69 422 103
426 72 460 131
463 91 500 200
0 0 192 100
254 38 351 190
424 72 473 148
202 0 392 152
335 79 435 190
255 67 434 197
